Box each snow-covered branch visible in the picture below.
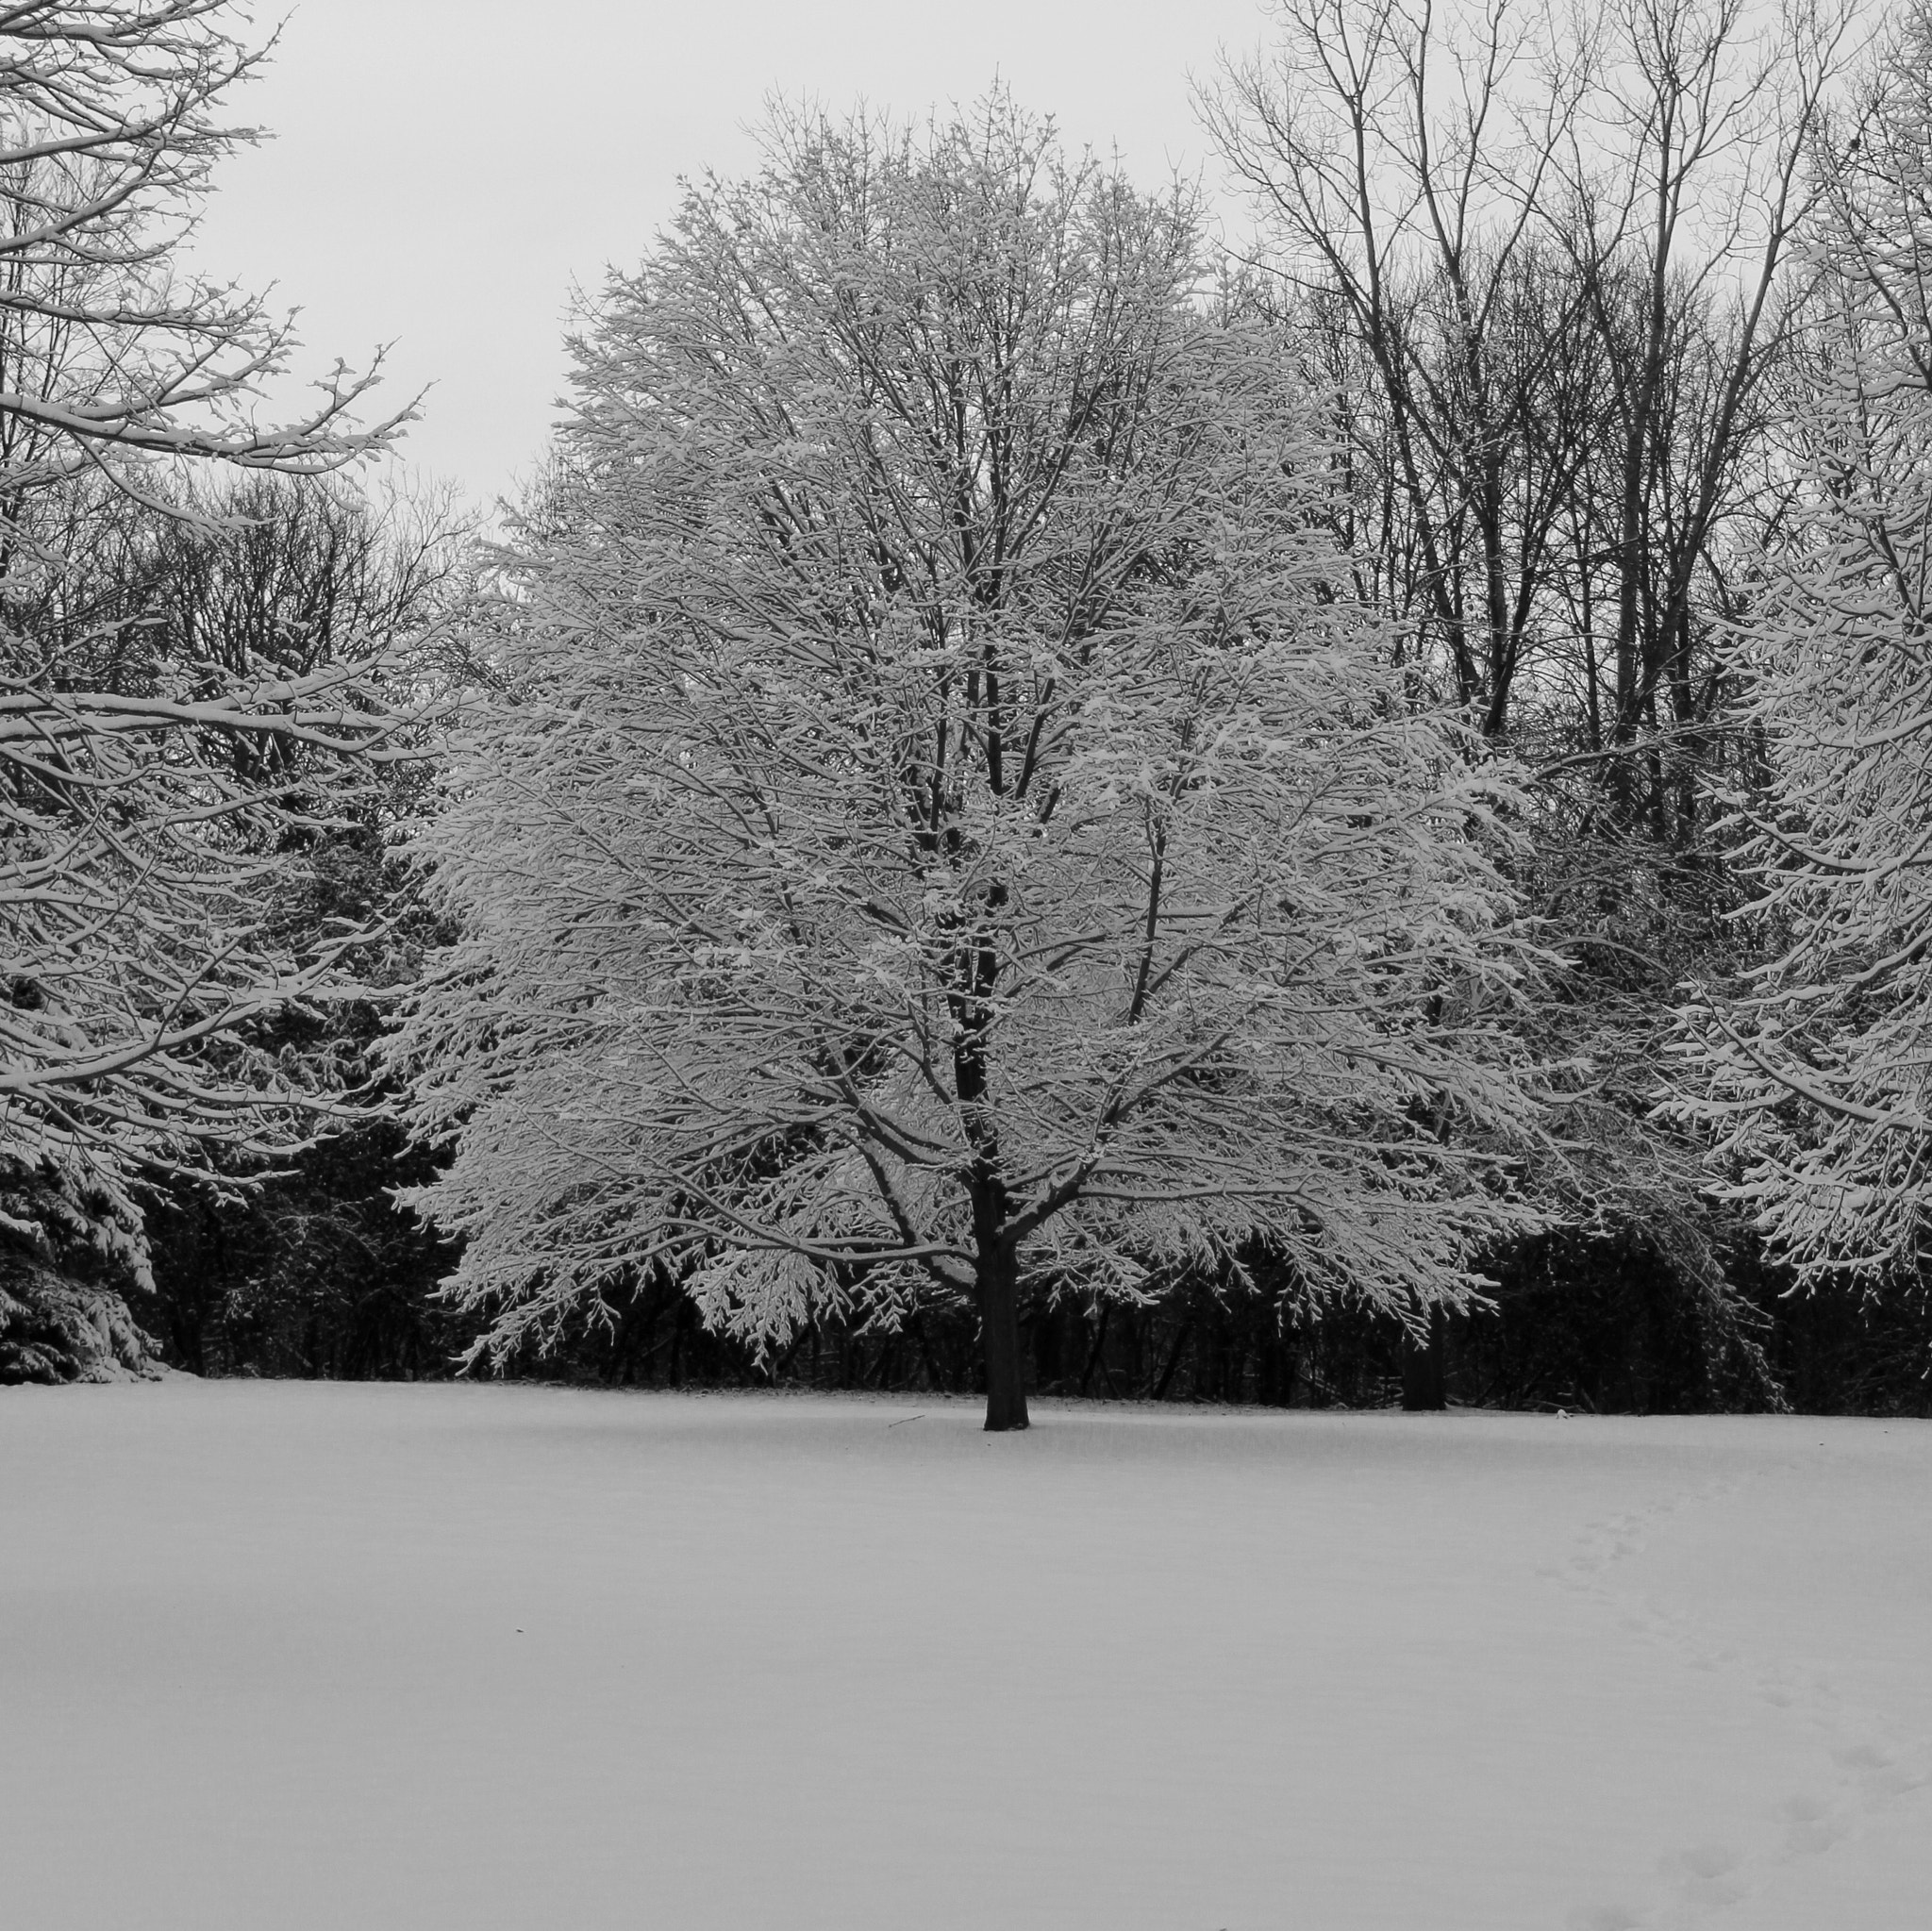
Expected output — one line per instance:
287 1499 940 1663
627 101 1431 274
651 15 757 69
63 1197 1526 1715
391 95 1545 1427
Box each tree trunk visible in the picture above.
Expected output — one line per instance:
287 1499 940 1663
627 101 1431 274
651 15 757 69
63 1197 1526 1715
1401 1304 1449 1411
977 1236 1029 1432
1079 1304 1111 1395
1152 1317 1193 1402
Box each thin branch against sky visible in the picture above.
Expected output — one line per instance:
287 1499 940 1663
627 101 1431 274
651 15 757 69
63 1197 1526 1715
185 0 1271 508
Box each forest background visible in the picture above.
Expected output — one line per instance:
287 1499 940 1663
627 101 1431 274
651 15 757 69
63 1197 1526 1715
7 0 1932 1423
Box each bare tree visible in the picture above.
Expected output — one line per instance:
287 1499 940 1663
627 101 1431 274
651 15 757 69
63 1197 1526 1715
0 2 403 488
1206 0 1859 803
1204 0 1594 736
1203 2 1866 1407
1555 0 1857 833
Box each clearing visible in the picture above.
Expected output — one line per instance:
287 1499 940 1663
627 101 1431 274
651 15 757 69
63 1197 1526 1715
2 1381 1928 1929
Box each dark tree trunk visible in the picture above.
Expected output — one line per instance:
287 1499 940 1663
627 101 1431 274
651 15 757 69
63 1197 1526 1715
1401 1305 1449 1411
668 1293 690 1387
910 1314 946 1393
1079 1304 1111 1395
1152 1317 1193 1401
954 971 1025 1428
977 1235 1029 1431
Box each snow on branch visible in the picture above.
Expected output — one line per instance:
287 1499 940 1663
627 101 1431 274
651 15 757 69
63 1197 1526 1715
390 95 1547 1413
2 643 440 1167
1671 11 1932 1283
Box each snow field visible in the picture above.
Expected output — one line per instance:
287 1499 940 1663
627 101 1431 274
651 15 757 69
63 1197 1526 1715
2 1382 1928 1930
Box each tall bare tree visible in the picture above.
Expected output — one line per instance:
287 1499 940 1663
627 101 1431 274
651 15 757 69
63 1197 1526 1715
1204 0 1595 736
1557 0 1857 833
1206 0 1859 803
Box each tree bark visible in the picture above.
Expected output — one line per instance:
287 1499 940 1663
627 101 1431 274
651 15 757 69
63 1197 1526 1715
1152 1317 1194 1402
977 1235 1029 1431
1079 1304 1111 1395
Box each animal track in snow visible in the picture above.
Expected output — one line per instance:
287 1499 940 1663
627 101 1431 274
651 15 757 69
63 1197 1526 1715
1657 1840 1745 1912
1774 1790 1847 1857
1551 1461 1932 1925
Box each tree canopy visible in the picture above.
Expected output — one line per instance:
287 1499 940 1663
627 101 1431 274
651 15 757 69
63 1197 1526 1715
0 2 424 1382
1674 8 1932 1284
391 97 1542 1427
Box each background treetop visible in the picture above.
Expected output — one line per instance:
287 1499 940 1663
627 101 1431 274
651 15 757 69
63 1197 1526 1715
0 0 409 499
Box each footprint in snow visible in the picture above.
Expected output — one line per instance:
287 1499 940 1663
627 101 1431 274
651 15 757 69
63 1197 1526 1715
1657 1841 1745 1910
1775 1790 1847 1857
1566 1902 1645 1931
1830 1736 1932 1803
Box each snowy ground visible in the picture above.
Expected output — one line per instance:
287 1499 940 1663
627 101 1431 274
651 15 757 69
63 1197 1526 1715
2 1383 1928 1931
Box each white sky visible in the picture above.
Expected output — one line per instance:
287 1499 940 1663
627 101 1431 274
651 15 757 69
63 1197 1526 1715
191 0 1276 509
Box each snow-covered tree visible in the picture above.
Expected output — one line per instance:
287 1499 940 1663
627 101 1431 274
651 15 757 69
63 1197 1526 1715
391 97 1541 1428
0 3 400 482
1674 8 1932 1286
0 4 414 1379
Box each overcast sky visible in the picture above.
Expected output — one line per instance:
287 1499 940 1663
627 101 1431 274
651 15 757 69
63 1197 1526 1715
190 0 1274 508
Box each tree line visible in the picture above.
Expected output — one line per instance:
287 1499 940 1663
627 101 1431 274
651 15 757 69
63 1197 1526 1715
6 0 1932 1428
